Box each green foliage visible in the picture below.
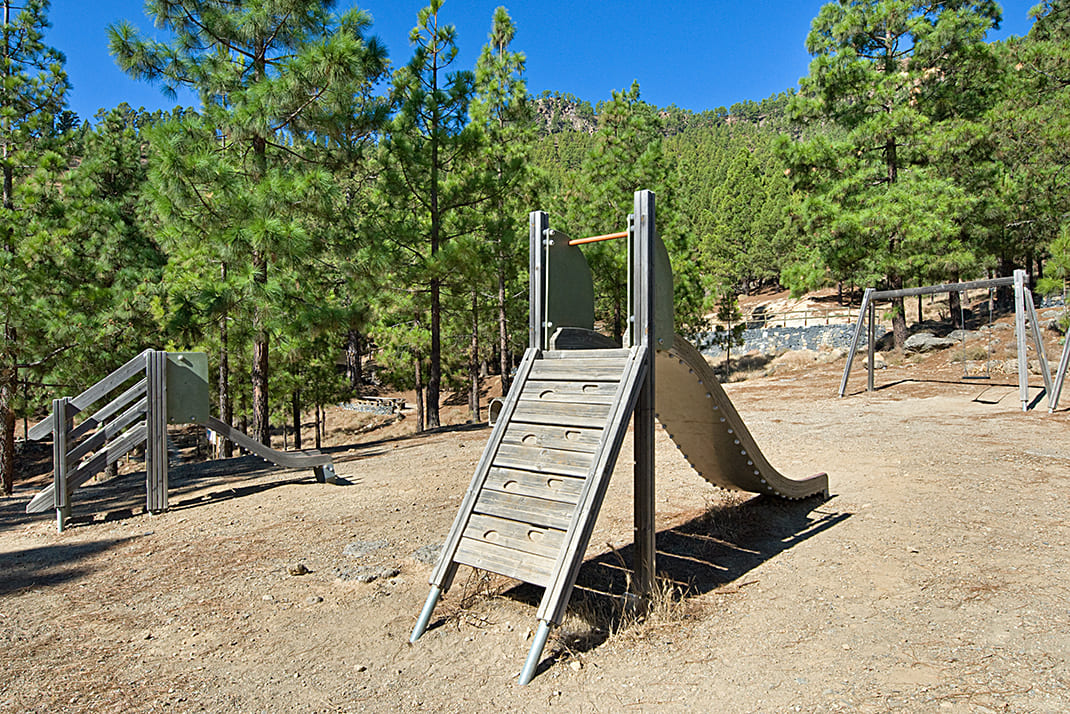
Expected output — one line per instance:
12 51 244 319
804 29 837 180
111 0 388 442
710 288 746 374
781 0 1003 346
0 0 73 492
376 0 484 429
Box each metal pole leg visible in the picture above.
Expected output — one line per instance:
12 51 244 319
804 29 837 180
519 620 552 685
410 586 442 643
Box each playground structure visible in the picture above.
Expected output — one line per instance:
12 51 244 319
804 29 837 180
409 190 828 684
838 271 1063 412
25 349 337 532
1052 335 1070 412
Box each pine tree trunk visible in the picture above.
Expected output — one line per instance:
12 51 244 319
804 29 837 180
892 296 907 350
292 389 301 450
949 288 962 329
414 352 425 433
345 329 363 394
428 280 441 429
252 250 270 446
0 360 15 496
469 287 480 422
218 266 233 458
315 403 322 450
498 259 510 393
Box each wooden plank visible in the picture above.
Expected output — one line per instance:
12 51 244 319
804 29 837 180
633 189 657 598
492 442 593 478
429 347 542 590
541 348 630 360
521 380 619 405
872 275 1015 300
1051 331 1070 412
1015 271 1029 410
500 422 602 453
839 287 873 398
67 397 148 464
511 399 613 428
28 423 149 514
455 536 555 587
69 379 148 442
484 466 585 504
463 513 566 560
203 416 332 469
27 350 149 441
1025 290 1053 397
52 399 70 510
473 489 575 530
529 358 628 382
530 211 548 350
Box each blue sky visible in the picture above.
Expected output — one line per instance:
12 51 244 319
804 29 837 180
50 0 1041 123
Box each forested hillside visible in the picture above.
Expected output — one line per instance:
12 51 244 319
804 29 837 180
5 0 1069 494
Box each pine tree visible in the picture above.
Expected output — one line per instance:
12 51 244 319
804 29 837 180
0 0 69 494
381 0 483 429
110 0 388 444
782 0 1001 349
469 6 534 396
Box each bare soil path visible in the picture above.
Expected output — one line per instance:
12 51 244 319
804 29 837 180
2 353 1069 713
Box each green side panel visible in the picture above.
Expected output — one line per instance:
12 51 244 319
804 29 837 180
166 352 210 425
654 234 674 348
545 228 595 344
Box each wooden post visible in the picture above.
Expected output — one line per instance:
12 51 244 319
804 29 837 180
145 350 169 513
632 190 656 602
529 211 549 351
1014 270 1029 411
867 300 876 393
52 398 71 532
1051 329 1070 413
1024 289 1053 399
838 287 873 398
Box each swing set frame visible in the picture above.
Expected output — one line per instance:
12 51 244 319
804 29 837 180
839 270 1056 412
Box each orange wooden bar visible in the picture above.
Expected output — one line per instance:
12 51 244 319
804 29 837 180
568 230 627 246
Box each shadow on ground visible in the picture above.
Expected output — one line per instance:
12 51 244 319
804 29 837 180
0 536 139 595
497 492 849 671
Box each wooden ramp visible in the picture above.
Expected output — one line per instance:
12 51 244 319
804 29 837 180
416 345 648 678
201 416 337 483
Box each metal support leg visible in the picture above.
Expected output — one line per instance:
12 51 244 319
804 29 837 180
410 586 442 643
519 620 552 685
314 462 338 484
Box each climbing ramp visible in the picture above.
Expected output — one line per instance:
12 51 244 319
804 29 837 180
656 335 828 500
435 346 645 585
25 349 337 531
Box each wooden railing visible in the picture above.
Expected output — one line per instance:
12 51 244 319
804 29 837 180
25 350 168 530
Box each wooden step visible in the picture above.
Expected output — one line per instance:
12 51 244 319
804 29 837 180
500 423 603 453
483 466 585 504
492 442 593 478
529 358 629 382
455 536 557 587
463 513 566 560
511 400 613 429
522 379 619 405
473 489 575 530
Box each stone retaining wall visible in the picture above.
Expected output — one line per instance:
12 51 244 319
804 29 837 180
698 324 868 359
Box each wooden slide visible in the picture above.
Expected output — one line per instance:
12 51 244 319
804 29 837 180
202 416 338 483
655 334 828 500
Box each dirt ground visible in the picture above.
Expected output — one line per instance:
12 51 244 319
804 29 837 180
2 321 1070 713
